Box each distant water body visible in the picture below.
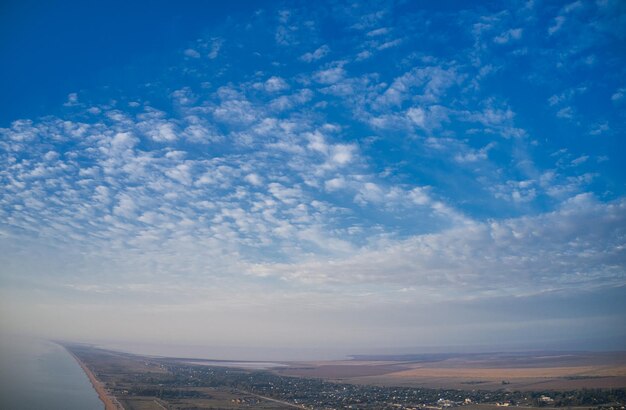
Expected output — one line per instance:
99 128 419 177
183 360 288 369
0 336 102 410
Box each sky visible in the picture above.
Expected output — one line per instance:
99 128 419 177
1 0 625 360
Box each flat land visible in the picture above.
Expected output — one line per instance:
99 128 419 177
274 352 626 390
65 344 295 409
63 345 626 409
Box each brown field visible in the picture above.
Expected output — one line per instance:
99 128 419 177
274 352 626 391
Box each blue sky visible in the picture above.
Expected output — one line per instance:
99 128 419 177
1 0 625 358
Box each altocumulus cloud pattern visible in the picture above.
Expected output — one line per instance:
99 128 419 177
1 0 625 351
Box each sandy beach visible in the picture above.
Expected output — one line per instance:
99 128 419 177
66 349 123 410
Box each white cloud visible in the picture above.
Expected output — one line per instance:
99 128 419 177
263 76 289 92
548 2 583 36
110 132 138 151
563 0 583 13
557 106 574 119
571 155 589 166
324 177 346 191
113 194 137 219
468 106 514 127
184 48 201 58
268 183 302 205
493 28 523 44
171 88 197 106
366 27 389 37
275 10 301 46
166 163 193 186
63 93 79 107
454 143 494 163
354 182 384 205
548 15 566 35
268 89 313 111
350 9 387 31
244 173 263 186
377 39 402 50
330 144 354 166
305 131 356 170
406 107 426 127
377 66 461 107
207 38 223 59
589 122 610 136
493 180 537 203
300 45 330 62
247 196 626 297
548 87 587 107
408 187 431 206
183 123 222 143
314 66 345 84
212 97 258 125
153 123 178 142
355 50 372 61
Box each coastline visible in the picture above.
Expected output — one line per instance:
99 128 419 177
64 348 123 410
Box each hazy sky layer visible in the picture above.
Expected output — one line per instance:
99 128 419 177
1 0 625 359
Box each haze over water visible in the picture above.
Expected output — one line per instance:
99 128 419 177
0 335 101 410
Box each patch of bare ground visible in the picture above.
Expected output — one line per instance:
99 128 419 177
345 374 626 391
342 364 626 391
276 352 626 391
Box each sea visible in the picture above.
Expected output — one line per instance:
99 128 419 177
0 336 102 410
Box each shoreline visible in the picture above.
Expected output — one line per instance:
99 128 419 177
64 348 123 410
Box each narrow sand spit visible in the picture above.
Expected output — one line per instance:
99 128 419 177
66 350 123 410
